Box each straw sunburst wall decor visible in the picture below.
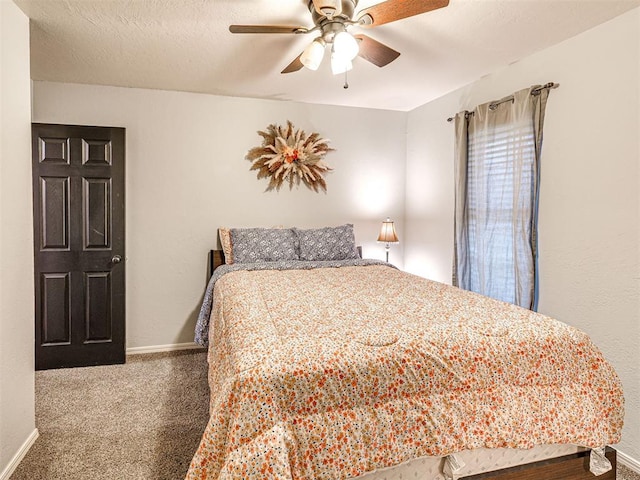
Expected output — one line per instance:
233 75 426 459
246 121 334 192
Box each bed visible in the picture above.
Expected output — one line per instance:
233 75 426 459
186 225 624 480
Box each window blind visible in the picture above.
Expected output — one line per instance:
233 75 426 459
466 119 536 304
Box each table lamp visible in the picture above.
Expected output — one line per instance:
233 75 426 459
377 217 399 263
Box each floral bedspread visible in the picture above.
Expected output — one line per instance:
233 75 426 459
194 259 391 347
186 264 624 480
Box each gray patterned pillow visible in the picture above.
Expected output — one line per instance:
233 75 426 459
230 228 299 263
295 224 360 261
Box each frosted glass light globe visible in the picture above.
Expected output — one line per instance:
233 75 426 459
333 31 359 61
331 52 353 75
301 39 326 71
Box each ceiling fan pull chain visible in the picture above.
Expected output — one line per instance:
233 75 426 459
344 70 349 89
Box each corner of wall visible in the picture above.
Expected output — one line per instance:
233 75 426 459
0 0 37 475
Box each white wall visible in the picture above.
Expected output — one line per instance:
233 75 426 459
0 0 36 476
32 82 407 348
406 8 640 465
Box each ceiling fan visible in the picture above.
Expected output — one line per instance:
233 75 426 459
229 0 449 75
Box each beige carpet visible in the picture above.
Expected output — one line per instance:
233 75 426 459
10 349 639 480
11 350 209 480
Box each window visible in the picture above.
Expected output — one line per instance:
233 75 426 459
466 119 536 304
453 86 552 309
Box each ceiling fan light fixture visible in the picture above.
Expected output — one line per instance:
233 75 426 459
301 38 326 71
330 52 352 75
333 31 359 61
232 0 449 77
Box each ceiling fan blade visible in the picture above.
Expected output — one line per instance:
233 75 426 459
229 25 308 34
357 0 449 27
281 53 304 74
354 34 400 67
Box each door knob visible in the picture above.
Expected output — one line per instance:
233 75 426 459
111 255 122 264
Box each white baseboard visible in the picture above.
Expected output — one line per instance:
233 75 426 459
618 449 640 473
0 428 39 480
126 342 204 355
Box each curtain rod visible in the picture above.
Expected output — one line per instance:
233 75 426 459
446 82 558 122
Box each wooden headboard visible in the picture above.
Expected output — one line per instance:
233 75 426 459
209 250 226 277
209 246 363 279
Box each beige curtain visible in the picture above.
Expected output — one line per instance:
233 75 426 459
453 86 550 309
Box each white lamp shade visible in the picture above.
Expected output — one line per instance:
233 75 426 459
377 218 399 243
333 31 359 61
330 52 352 75
301 40 326 71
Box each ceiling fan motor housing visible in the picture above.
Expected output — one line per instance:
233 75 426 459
309 0 358 44
309 0 357 23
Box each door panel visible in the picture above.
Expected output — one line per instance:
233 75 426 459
40 272 71 345
38 136 69 164
84 272 112 342
83 177 111 249
40 176 70 250
33 123 125 370
82 138 112 166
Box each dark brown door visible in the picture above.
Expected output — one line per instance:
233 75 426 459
32 124 125 370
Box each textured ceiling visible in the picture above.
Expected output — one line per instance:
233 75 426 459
14 0 640 111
